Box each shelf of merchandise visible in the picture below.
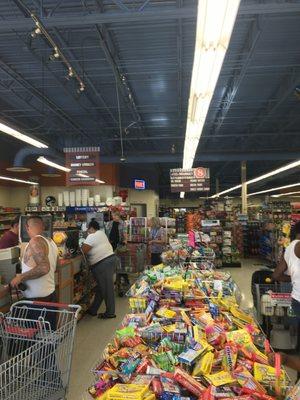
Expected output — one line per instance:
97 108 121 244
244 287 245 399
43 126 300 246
129 217 147 243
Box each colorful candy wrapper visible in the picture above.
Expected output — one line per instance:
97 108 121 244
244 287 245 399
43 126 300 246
151 377 163 396
173 368 206 396
284 379 300 400
192 351 214 376
222 343 237 372
204 371 236 387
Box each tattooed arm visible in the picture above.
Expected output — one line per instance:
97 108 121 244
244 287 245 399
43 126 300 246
11 237 50 287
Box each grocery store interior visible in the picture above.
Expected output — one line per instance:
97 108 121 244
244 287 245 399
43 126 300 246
1 0 300 399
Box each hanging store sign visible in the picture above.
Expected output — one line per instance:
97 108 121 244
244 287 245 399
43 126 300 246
170 167 210 192
64 147 100 186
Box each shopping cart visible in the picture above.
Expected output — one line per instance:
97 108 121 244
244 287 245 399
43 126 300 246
252 282 298 350
0 300 81 400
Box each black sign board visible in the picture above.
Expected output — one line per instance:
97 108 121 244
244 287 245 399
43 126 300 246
170 167 210 192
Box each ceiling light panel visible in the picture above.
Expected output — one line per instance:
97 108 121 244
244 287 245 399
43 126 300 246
0 175 38 185
37 156 71 172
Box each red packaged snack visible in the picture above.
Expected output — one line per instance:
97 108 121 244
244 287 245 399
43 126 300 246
136 358 152 374
151 377 163 395
173 368 206 396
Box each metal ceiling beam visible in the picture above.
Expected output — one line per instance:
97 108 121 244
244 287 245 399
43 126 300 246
0 59 93 142
1 2 300 32
100 151 300 163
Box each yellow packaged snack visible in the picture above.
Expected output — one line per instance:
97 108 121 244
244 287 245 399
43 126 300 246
226 329 252 345
192 351 214 376
253 362 286 385
230 306 254 324
156 308 177 319
193 325 206 342
107 384 149 400
144 394 155 400
204 371 236 387
181 310 192 326
163 324 176 333
96 393 108 400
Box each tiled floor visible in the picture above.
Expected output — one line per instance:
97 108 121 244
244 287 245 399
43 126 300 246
67 259 294 399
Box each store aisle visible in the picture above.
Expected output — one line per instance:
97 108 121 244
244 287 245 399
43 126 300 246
68 259 270 399
68 296 129 400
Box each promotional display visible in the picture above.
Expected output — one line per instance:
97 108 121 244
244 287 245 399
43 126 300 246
88 261 293 400
170 168 210 193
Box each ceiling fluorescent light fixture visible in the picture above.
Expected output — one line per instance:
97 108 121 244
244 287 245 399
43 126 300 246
211 184 242 198
95 179 105 184
247 182 300 197
37 156 71 172
182 0 240 169
212 160 300 197
0 122 48 148
271 190 300 198
0 175 38 185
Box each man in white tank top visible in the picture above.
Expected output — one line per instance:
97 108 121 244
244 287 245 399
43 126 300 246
10 216 58 301
273 221 300 317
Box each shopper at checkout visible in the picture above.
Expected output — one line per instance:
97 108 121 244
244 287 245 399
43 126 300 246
82 220 117 319
9 216 58 302
0 216 19 249
148 217 166 266
272 221 300 317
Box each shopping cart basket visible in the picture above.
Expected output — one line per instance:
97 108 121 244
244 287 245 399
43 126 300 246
252 282 299 350
0 300 81 400
116 243 147 296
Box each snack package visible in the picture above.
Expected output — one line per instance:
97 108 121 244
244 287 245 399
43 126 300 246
226 329 252 345
151 377 163 396
204 371 236 387
238 342 268 365
253 362 286 386
233 366 266 394
106 384 149 400
174 367 206 396
156 307 177 319
230 307 254 324
192 351 214 376
222 343 238 372
131 375 154 385
178 348 202 366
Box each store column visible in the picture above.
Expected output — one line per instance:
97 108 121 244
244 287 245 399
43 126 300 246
241 161 247 214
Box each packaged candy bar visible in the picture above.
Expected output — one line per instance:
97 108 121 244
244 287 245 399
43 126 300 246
204 371 236 387
135 358 152 374
131 375 154 385
230 307 254 324
151 377 163 395
160 377 181 394
156 307 177 319
178 348 202 366
106 384 149 400
225 329 252 345
192 351 214 376
253 362 286 386
233 366 266 394
174 368 206 396
222 343 237 372
239 342 268 365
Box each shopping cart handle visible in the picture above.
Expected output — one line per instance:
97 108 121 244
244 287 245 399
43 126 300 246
31 301 72 308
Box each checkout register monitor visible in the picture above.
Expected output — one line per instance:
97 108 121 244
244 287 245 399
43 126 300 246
19 214 53 243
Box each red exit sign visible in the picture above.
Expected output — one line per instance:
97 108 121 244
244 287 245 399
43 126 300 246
134 179 146 190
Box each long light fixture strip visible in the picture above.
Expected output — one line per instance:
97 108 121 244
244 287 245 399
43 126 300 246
0 122 48 149
182 0 240 170
247 182 300 197
37 156 71 172
0 176 38 185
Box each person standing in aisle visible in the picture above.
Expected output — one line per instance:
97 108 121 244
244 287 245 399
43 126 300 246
105 211 129 285
273 221 300 317
106 211 128 251
82 220 117 319
0 216 19 249
148 217 166 266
